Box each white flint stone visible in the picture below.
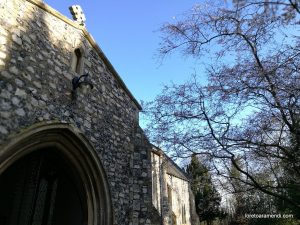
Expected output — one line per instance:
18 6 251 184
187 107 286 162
38 100 46 107
26 66 34 73
29 34 36 41
0 36 7 45
31 97 39 107
0 111 10 118
15 88 26 97
0 51 7 59
54 66 62 74
0 44 7 53
22 35 31 44
33 81 42 89
12 34 22 45
0 90 11 99
0 27 8 36
9 66 19 75
12 29 21 37
0 126 8 134
22 73 32 81
12 97 20 106
1 71 11 79
63 71 72 80
28 87 37 94
15 108 26 116
43 113 50 120
29 56 37 62
0 59 5 66
41 94 48 101
49 70 55 76
15 78 24 87
49 82 56 89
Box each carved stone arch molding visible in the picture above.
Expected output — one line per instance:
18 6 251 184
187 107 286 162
0 122 113 225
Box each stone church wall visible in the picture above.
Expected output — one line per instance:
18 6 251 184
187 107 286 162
151 149 196 225
0 0 152 224
165 174 191 225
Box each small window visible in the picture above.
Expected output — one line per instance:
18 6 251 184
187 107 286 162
74 48 82 73
71 48 83 74
182 205 186 224
167 185 172 210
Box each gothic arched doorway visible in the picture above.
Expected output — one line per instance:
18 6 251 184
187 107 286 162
0 149 86 225
0 123 113 225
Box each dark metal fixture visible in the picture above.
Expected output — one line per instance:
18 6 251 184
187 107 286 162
72 73 93 99
72 73 93 90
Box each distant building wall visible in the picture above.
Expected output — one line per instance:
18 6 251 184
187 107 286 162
151 148 197 225
152 151 162 213
166 174 191 225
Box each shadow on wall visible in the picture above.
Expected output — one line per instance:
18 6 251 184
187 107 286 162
0 0 90 143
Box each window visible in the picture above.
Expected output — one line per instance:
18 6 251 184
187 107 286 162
71 48 83 74
182 205 186 224
74 48 82 73
167 185 172 210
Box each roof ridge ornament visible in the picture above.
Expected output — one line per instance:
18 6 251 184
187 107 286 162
69 5 86 26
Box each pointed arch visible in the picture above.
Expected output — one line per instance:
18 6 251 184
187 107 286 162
0 122 113 225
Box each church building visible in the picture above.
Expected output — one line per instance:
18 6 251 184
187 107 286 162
0 1 197 224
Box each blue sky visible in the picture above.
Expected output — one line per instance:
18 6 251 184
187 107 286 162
44 0 204 103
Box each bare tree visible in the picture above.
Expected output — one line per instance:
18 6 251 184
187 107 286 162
143 0 300 215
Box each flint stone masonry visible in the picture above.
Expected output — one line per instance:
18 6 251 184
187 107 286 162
0 0 153 224
151 148 200 225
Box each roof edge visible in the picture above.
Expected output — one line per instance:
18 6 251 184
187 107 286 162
151 145 190 181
